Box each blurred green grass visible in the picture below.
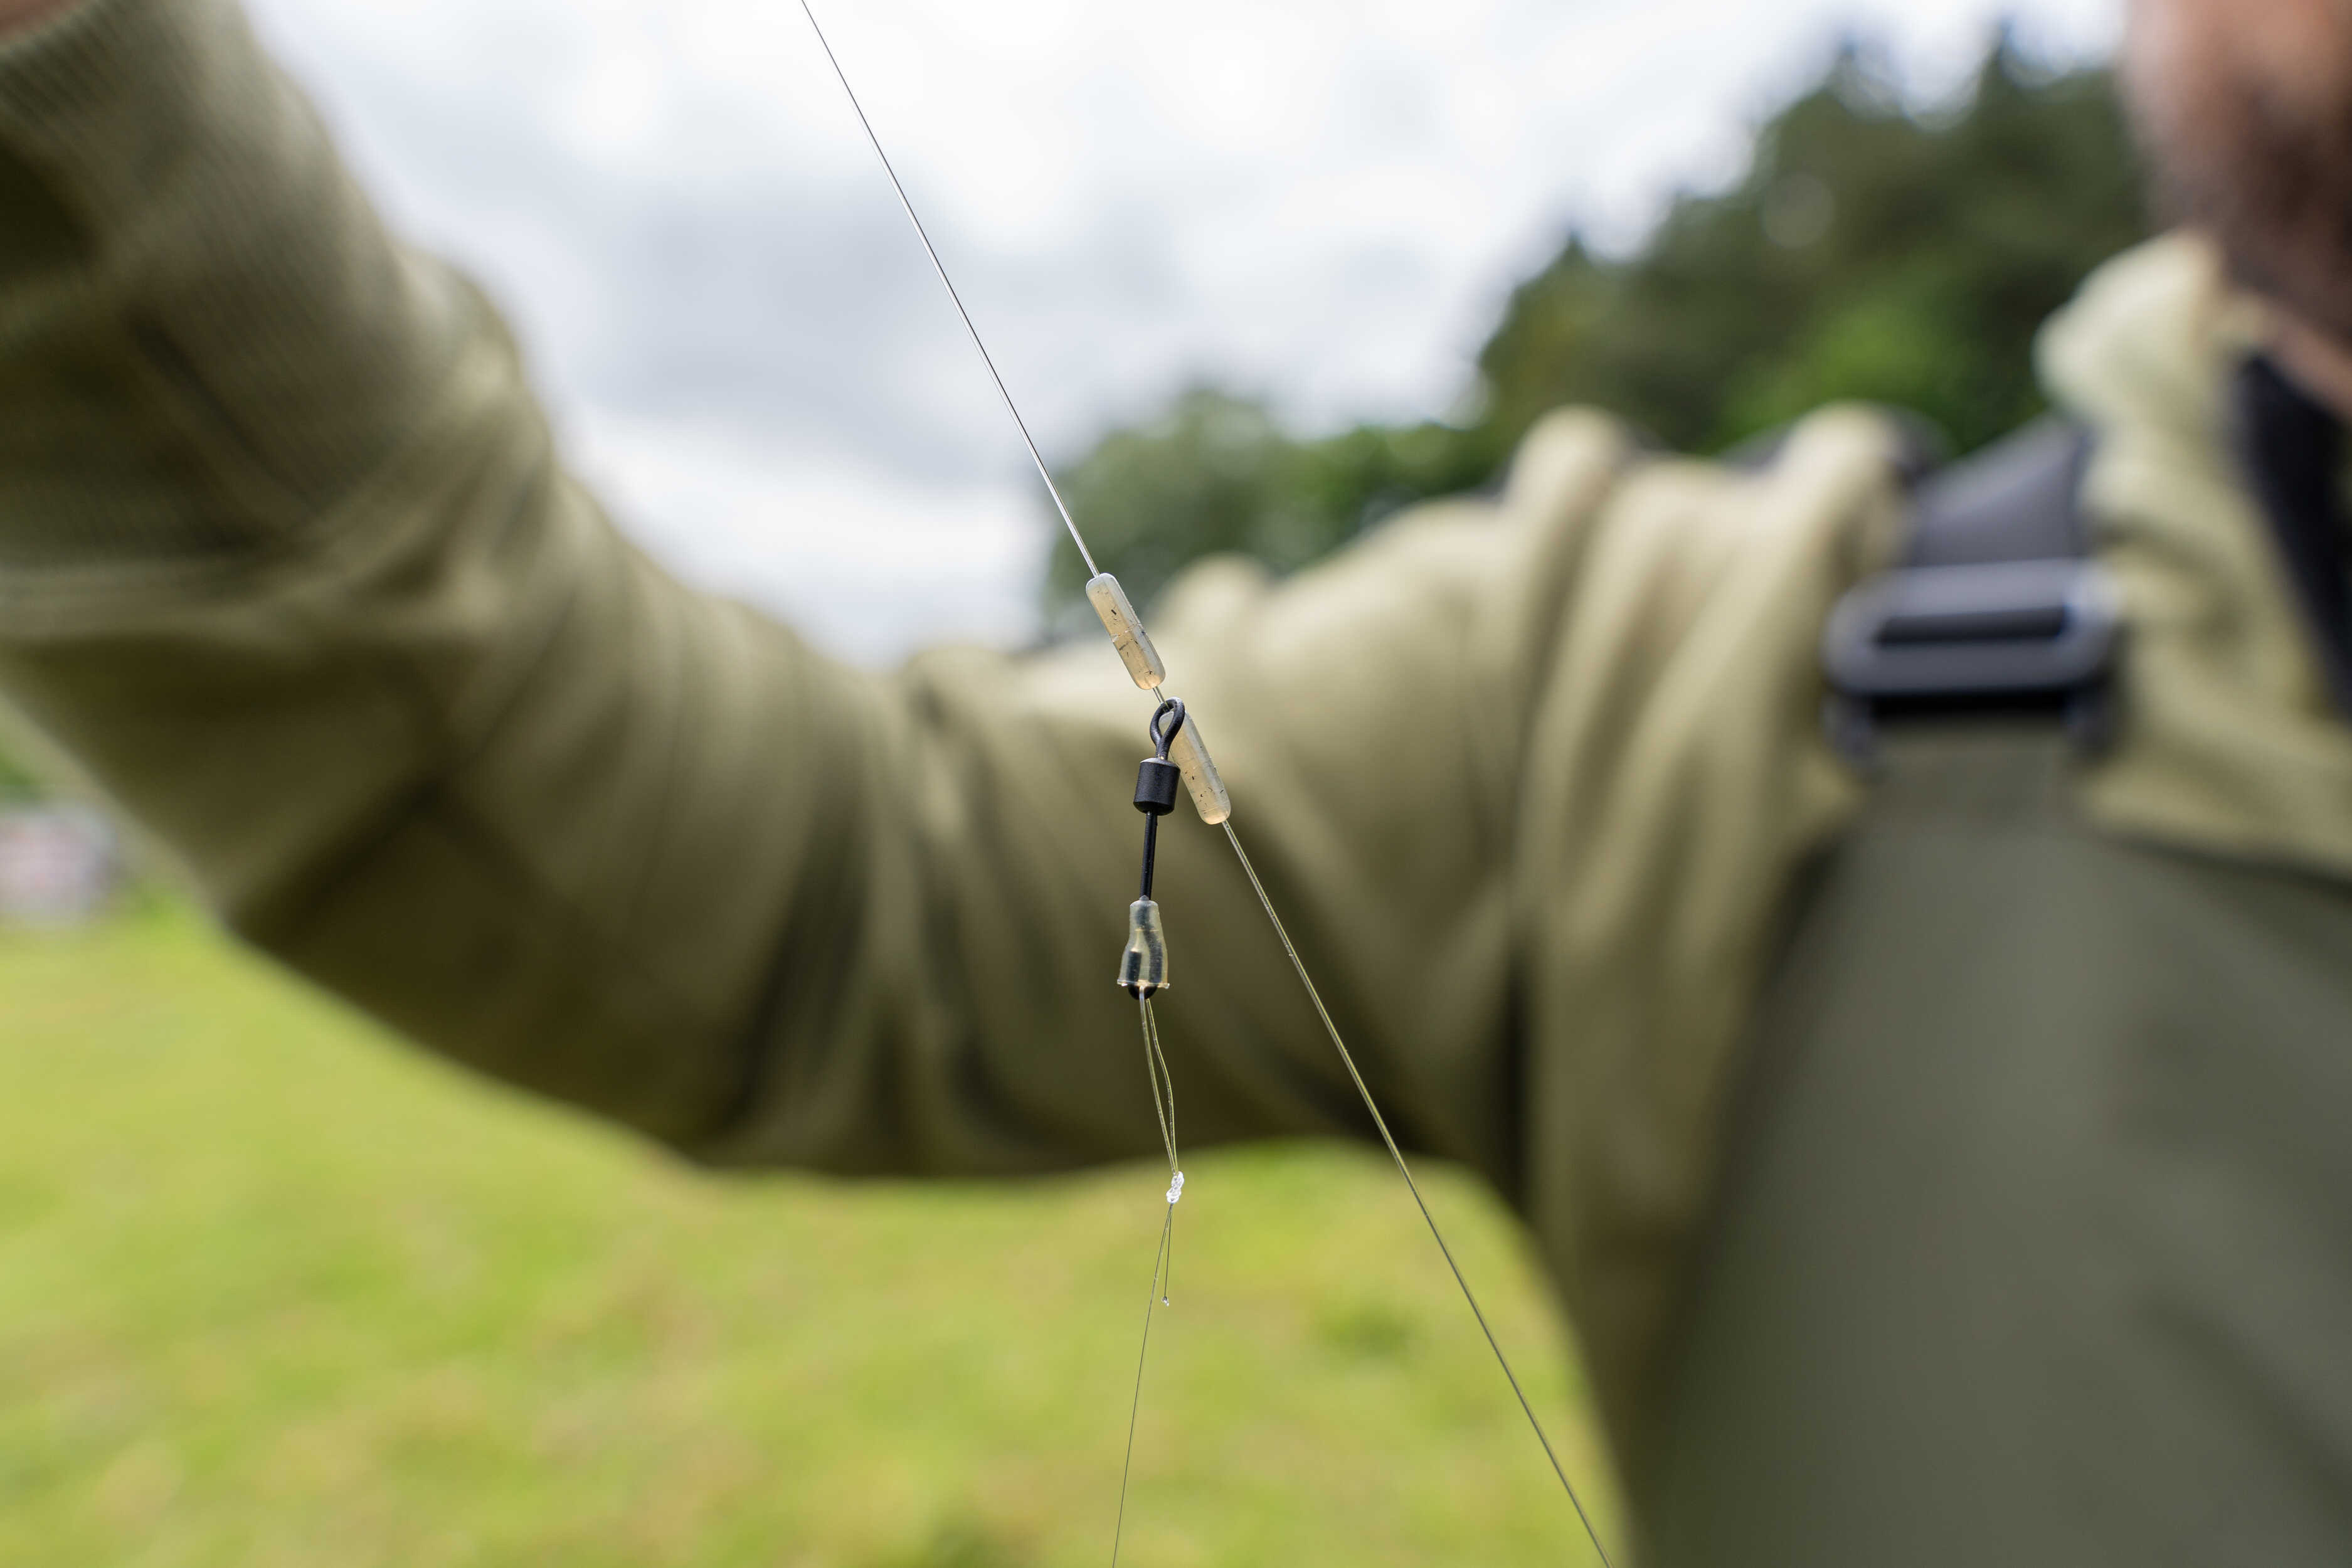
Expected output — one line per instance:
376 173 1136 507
0 904 1616 1567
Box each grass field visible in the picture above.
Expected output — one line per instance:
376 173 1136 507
0 904 1617 1567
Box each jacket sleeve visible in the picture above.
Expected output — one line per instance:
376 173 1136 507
0 0 1903 1286
0 0 1527 1178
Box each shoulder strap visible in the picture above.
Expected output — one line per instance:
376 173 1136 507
1902 416 2093 568
1821 416 2119 758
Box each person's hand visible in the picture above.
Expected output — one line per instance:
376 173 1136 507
0 0 80 38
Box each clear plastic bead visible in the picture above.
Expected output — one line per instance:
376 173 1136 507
1086 573 1167 691
1117 898 1170 997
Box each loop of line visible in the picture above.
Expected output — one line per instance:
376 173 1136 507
1111 997 1184 1567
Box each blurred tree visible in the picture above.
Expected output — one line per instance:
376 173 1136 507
1047 389 1499 623
1046 31 2148 614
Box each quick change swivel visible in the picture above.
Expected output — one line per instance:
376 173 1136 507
1118 699 1185 999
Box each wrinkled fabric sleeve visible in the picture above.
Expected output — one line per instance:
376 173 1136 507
0 1 1906 1412
0 0 1564 1180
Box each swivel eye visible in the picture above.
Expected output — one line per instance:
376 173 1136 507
1135 699 1186 825
1133 699 1186 899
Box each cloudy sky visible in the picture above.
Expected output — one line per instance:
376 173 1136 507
243 0 2121 663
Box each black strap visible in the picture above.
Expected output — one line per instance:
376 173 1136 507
1902 416 2092 568
2235 356 2352 718
1821 416 2117 755
1826 359 2352 751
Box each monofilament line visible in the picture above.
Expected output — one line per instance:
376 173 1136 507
1138 996 1185 1303
1110 1194 1175 1568
1111 995 1185 1567
1140 996 1182 1189
1223 821 1618 1568
792 0 1099 578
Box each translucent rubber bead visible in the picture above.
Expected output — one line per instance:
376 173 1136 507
1166 1170 1185 1205
1118 898 1170 997
1086 573 1167 691
1166 718 1231 825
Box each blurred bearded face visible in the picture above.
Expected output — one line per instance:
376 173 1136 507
2126 0 2352 337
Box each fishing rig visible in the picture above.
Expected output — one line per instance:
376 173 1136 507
792 7 1616 1563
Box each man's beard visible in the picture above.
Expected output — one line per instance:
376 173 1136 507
2132 37 2352 339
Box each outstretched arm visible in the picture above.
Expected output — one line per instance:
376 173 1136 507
0 11 1905 1424
0 0 1585 1184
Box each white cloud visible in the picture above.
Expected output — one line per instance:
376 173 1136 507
243 0 2123 664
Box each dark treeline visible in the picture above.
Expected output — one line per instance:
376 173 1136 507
1045 33 2149 616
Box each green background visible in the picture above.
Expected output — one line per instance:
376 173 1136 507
0 908 1613 1566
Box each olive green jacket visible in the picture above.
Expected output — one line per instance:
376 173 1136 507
5 0 2350 1486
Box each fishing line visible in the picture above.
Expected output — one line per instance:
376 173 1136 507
1110 1187 1175 1568
1140 996 1184 1306
1141 995 1181 1188
1110 995 1184 1568
792 0 1097 579
790 4 1613 1563
1223 822 1616 1568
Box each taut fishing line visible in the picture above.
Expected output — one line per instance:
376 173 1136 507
791 5 1614 1562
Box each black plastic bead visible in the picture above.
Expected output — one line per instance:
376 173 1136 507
1134 757 1181 815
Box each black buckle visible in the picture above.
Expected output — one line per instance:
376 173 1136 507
1822 559 2122 758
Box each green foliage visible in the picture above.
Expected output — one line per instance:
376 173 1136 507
1046 390 1500 612
1048 33 2149 614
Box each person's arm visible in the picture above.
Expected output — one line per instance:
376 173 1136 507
0 0 1902 1295
0 0 1550 1177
